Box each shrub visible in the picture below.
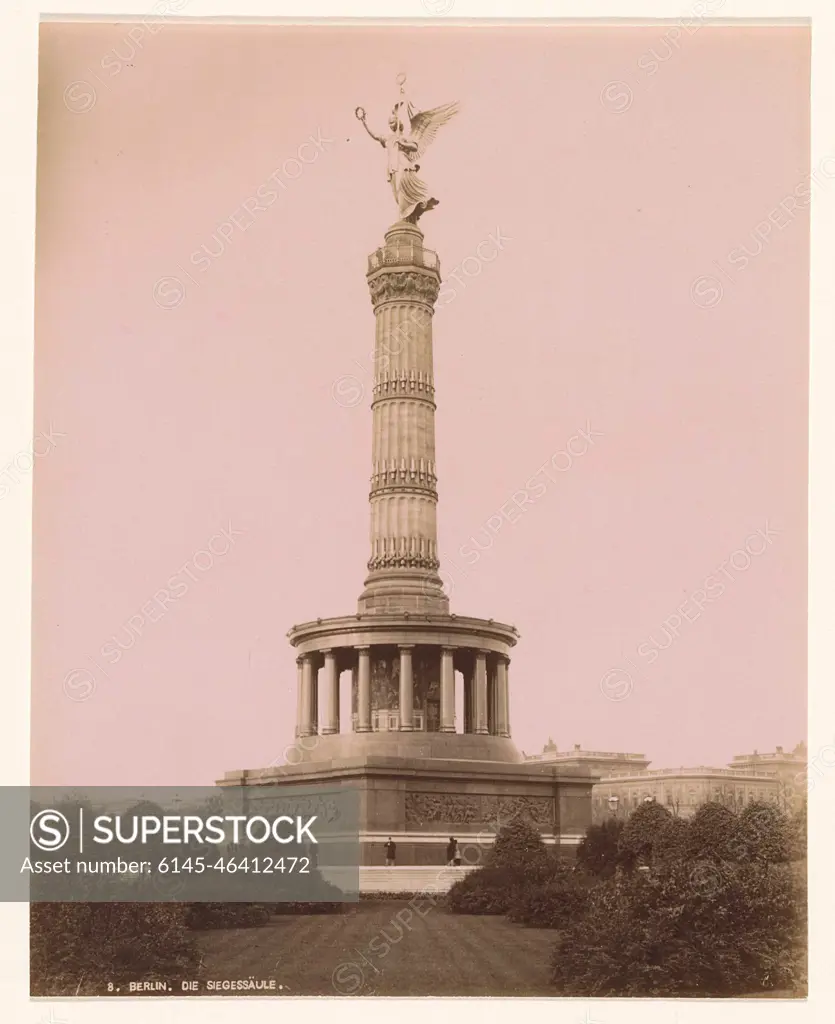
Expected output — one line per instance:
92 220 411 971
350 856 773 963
687 801 739 862
651 815 691 865
447 817 554 915
788 801 807 861
618 801 672 865
360 891 416 901
30 902 200 997
576 818 635 877
446 865 530 915
485 816 549 871
268 900 345 914
730 802 791 865
506 864 591 929
550 860 806 996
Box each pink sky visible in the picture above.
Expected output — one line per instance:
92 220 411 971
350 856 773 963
33 23 809 786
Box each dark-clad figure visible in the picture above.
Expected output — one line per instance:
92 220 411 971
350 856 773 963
446 836 458 866
384 837 396 866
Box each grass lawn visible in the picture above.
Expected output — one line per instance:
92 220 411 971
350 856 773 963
195 901 558 996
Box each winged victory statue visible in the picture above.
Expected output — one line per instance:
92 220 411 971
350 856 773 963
356 75 459 224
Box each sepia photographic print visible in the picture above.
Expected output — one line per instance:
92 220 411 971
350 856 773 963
11 7 821 1011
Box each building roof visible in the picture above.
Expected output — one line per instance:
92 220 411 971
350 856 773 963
596 766 778 783
526 746 648 763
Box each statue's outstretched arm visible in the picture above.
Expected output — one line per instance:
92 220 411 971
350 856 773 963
356 107 386 147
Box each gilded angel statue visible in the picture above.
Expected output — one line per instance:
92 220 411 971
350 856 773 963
356 76 459 223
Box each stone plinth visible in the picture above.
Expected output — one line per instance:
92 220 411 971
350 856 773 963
219 755 597 866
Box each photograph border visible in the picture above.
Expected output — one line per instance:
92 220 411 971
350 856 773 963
1 1 830 1020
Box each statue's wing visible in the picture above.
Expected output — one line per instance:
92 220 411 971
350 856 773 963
409 102 460 159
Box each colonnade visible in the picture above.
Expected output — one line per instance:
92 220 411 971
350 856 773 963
294 645 510 739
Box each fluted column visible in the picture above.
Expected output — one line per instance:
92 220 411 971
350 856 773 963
487 658 497 735
300 654 317 737
497 657 510 737
311 657 319 733
358 220 448 616
399 645 414 731
356 647 371 732
475 649 489 735
322 650 339 735
295 656 304 738
463 666 473 734
440 647 455 732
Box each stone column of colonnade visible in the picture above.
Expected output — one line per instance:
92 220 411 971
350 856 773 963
357 220 450 616
294 647 511 739
321 650 339 735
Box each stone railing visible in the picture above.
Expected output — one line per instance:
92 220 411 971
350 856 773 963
527 750 646 762
601 767 777 780
730 753 805 764
368 245 440 274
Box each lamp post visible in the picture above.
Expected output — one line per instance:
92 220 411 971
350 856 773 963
607 794 620 818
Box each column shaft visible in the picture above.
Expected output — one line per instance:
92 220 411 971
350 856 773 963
399 646 414 731
475 650 489 735
497 658 510 737
311 659 319 733
300 655 317 737
487 660 497 735
322 650 339 735
358 222 448 616
356 647 371 732
295 657 304 738
440 647 455 732
463 671 473 734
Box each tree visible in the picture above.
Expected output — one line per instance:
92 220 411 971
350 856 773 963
449 816 551 917
486 815 548 870
687 801 738 862
651 814 690 865
731 801 791 865
788 799 807 861
576 819 634 877
618 801 672 866
550 860 806 996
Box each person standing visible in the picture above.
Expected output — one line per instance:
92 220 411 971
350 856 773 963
384 837 396 866
446 836 458 865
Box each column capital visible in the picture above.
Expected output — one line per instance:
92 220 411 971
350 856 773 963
398 643 415 651
441 645 456 654
355 645 371 653
321 648 334 656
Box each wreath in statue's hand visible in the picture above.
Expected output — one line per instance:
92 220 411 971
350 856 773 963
355 106 366 121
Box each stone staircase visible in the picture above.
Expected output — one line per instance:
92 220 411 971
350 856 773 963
322 865 478 894
359 865 478 893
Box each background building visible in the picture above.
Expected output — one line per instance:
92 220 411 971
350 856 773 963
525 742 807 821
728 742 808 813
525 741 650 777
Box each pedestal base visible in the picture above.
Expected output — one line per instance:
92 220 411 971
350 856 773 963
219 755 596 866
